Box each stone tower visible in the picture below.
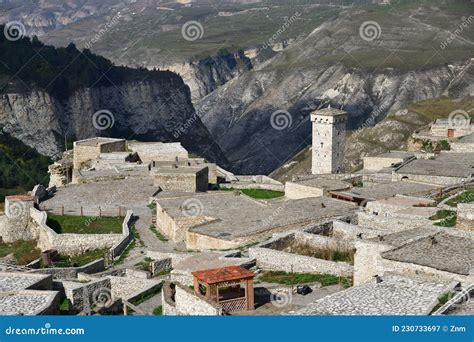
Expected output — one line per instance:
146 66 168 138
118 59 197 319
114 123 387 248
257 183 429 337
311 106 347 174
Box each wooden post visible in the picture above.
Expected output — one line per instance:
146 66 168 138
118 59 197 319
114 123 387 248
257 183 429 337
123 304 128 316
61 205 64 216
81 206 83 216
99 206 101 217
246 278 254 310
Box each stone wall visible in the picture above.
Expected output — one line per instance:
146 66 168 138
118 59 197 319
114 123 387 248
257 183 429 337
171 283 222 316
127 141 188 163
331 220 383 240
73 139 126 171
249 232 354 277
30 258 106 279
154 167 208 192
62 277 112 310
430 124 472 138
392 173 465 186
451 142 474 152
363 156 407 171
31 208 132 257
353 240 471 286
0 197 36 243
285 182 323 199
356 212 432 233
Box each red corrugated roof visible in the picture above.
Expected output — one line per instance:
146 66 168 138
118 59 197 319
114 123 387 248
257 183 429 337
192 266 255 285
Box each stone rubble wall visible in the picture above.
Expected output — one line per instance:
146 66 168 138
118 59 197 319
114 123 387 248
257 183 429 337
173 283 222 316
0 199 37 243
31 208 132 257
331 220 384 240
363 156 406 172
451 142 474 152
392 173 465 186
62 277 112 311
249 246 353 277
353 240 471 286
29 259 106 279
356 212 432 233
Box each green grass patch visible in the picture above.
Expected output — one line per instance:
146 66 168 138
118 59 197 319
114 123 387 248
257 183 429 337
152 306 163 316
430 292 454 314
429 210 456 221
445 189 474 207
51 249 108 268
218 187 284 199
0 239 41 265
149 225 168 241
434 215 457 227
59 298 71 314
46 214 123 234
259 271 352 288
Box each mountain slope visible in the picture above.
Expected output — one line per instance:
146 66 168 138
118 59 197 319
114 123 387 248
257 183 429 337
0 27 229 167
271 96 474 182
194 1 474 174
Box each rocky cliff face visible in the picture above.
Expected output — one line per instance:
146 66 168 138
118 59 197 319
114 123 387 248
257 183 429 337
196 59 474 174
0 79 229 166
153 51 253 101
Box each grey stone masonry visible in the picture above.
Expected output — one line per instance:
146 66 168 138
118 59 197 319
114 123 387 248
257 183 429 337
290 273 454 316
311 107 347 175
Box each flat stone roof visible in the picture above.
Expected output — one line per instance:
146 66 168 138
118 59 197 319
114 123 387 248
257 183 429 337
369 227 437 247
382 233 474 275
374 195 434 207
396 153 474 178
434 118 472 126
333 181 440 201
369 151 414 159
75 137 125 147
288 175 350 190
0 290 58 315
157 193 356 240
311 108 347 117
40 177 160 210
152 165 207 175
128 141 188 154
291 274 450 315
0 272 50 293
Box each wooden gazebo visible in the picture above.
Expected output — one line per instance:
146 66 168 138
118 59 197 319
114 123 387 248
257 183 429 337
192 266 255 313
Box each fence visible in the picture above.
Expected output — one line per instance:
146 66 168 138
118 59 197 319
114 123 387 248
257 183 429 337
39 204 127 217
